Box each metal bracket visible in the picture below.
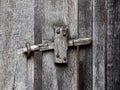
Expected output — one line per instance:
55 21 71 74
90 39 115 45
54 26 68 63
18 26 92 63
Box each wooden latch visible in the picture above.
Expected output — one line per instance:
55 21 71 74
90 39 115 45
18 26 92 63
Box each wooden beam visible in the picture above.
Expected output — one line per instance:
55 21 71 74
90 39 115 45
107 0 120 89
40 0 79 89
0 0 34 90
78 0 93 89
93 0 106 90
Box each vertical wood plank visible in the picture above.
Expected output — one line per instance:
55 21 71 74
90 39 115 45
107 0 120 90
93 0 107 90
34 0 42 89
78 0 93 89
40 0 78 90
0 0 34 90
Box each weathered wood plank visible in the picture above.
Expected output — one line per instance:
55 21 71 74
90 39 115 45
78 0 93 89
40 0 78 90
0 0 34 90
93 0 107 90
34 0 42 89
107 0 120 90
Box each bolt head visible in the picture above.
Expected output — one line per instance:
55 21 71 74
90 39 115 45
63 57 67 61
56 29 60 34
62 30 67 36
63 32 66 36
56 54 59 58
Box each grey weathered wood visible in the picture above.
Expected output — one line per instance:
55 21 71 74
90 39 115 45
78 0 93 89
34 0 42 89
93 0 106 90
54 26 68 63
40 0 78 90
1 0 119 90
0 0 34 90
107 0 120 90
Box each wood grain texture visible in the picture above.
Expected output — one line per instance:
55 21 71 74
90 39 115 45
0 0 34 90
93 0 107 90
78 0 93 89
40 0 78 90
34 0 42 89
107 0 120 90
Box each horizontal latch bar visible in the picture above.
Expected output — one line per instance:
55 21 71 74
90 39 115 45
68 38 92 46
17 38 91 55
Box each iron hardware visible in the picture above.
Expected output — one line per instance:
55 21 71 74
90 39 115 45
18 26 92 63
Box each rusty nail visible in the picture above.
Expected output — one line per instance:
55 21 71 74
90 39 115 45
63 32 66 36
63 57 67 61
62 30 67 36
56 53 59 58
56 29 60 34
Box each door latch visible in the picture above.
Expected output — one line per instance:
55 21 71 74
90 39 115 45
18 26 92 63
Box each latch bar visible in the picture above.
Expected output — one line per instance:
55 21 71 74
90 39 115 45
18 38 91 54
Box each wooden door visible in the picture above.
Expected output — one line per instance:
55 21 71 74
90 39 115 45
0 0 34 90
34 0 120 90
0 0 120 90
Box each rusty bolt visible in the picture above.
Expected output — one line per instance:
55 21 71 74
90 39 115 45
63 32 66 36
56 29 60 34
62 30 67 36
63 57 67 61
56 53 59 58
